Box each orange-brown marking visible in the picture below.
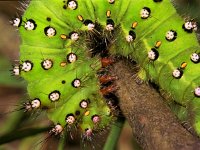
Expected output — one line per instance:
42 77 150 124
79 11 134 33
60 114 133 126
100 85 118 95
131 22 138 29
84 110 90 116
101 57 115 67
99 75 117 84
60 34 68 40
181 62 187 69
106 10 111 18
60 62 67 67
155 41 162 48
77 15 84 22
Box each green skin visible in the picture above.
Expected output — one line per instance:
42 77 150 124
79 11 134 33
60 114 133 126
18 0 200 135
109 0 200 133
18 0 114 135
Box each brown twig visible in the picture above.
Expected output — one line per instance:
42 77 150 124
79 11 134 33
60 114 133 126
111 60 200 150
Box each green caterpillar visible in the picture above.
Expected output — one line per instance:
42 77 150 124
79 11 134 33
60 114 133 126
11 0 118 140
11 0 200 144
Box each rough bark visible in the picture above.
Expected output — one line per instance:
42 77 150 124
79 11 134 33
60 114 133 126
111 60 200 150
